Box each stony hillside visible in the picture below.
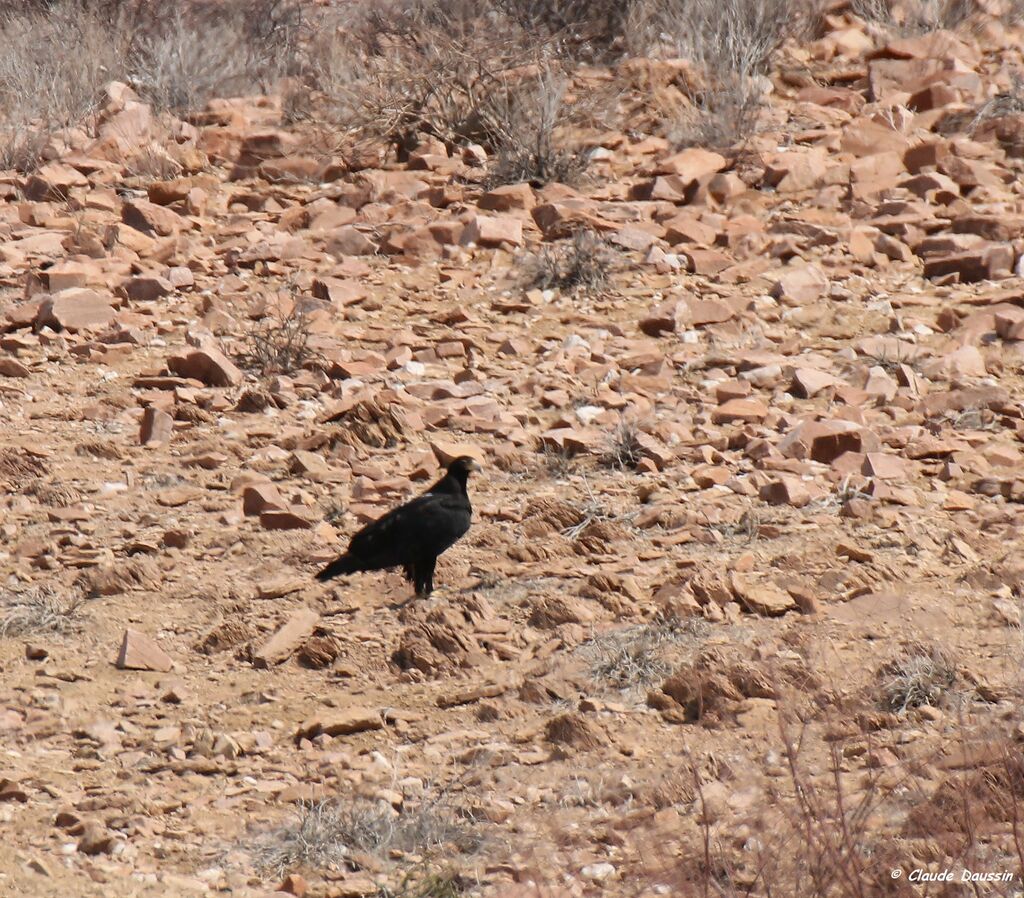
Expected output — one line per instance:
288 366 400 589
1 2 1024 897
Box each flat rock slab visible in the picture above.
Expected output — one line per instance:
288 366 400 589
253 608 319 668
116 629 173 672
437 676 521 708
295 708 383 741
0 358 31 377
430 439 485 466
167 348 243 387
37 289 117 333
731 574 796 617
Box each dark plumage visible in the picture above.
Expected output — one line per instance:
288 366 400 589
315 455 481 597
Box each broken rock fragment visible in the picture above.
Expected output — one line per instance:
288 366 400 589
0 358 30 377
771 264 829 304
544 712 602 751
139 406 174 445
123 198 186 236
461 214 524 248
124 275 173 302
295 707 383 741
731 574 796 617
37 289 117 333
253 608 320 668
116 629 173 672
759 475 812 508
791 367 838 399
167 347 243 387
922 245 1014 282
243 483 285 516
779 420 868 464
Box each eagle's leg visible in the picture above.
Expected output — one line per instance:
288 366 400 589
415 557 437 597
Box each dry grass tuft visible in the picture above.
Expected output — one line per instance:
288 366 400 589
852 0 975 34
558 477 625 541
878 644 958 713
0 584 83 637
583 612 707 689
380 867 468 898
540 444 577 480
640 0 822 148
0 4 119 170
0 0 302 170
581 614 708 692
251 800 352 877
252 790 481 879
242 300 316 376
971 71 1024 133
586 625 672 688
526 229 613 296
601 416 642 470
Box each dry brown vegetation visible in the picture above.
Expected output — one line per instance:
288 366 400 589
0 0 831 174
0 583 83 637
0 0 300 168
525 229 614 295
242 299 317 377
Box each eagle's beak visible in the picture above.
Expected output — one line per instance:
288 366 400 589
468 458 483 472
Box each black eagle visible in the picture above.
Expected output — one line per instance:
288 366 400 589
315 456 480 597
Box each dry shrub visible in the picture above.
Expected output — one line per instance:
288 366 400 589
128 1 302 114
0 0 302 171
484 67 593 187
1007 0 1024 23
854 0 1024 33
318 1 536 156
730 736 899 898
1 584 83 637
672 724 1019 897
304 1 606 178
661 0 818 80
251 800 351 877
252 790 481 879
0 0 143 17
242 301 316 376
852 0 976 33
0 0 820 170
0 3 120 169
525 229 614 295
669 86 764 151
900 739 1024 890
878 644 958 713
635 0 824 148
495 0 642 58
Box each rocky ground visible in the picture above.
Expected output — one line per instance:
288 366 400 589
2 5 1024 898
